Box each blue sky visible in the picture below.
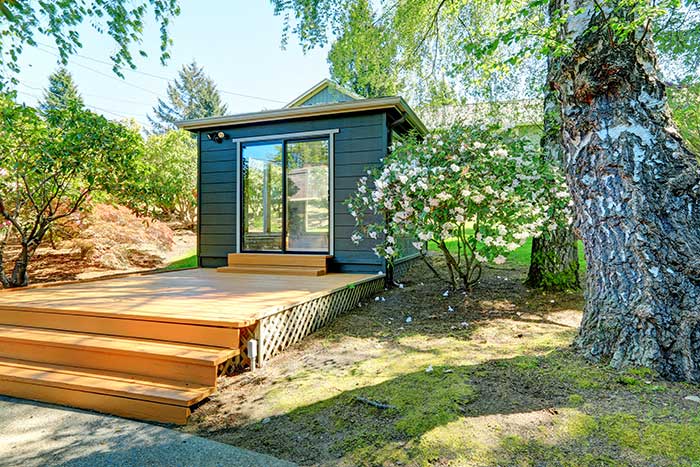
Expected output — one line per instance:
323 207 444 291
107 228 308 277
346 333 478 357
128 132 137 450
15 1 330 127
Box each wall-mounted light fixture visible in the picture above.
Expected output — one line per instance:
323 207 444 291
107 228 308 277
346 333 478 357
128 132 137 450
207 131 228 144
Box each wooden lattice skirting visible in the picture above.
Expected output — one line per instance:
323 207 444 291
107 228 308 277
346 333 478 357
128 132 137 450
391 254 421 282
251 275 385 366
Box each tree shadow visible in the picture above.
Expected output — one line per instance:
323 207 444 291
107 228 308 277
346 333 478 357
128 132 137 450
315 258 583 346
203 350 613 466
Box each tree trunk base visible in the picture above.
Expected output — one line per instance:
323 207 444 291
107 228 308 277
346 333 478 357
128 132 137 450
526 226 580 291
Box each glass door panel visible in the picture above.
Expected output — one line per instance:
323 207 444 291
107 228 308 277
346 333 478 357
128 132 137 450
285 139 329 252
241 142 283 251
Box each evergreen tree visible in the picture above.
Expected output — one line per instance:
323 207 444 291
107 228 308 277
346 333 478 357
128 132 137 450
39 68 84 113
149 61 228 132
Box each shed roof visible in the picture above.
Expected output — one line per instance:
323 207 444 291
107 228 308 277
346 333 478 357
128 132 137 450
176 96 427 135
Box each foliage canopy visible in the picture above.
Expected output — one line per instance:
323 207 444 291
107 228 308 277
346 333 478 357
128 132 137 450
0 0 180 83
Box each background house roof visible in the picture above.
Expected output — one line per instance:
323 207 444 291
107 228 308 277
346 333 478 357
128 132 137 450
418 99 543 130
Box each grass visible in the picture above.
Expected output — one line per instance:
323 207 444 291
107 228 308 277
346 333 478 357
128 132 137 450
164 249 197 270
183 255 700 467
429 231 587 268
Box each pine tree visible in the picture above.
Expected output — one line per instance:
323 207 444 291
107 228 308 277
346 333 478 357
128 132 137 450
39 68 84 113
149 61 228 132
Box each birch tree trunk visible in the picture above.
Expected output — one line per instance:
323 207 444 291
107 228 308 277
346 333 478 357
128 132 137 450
552 0 700 381
527 78 581 290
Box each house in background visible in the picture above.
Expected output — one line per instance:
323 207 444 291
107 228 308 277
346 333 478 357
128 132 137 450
418 99 543 143
177 79 426 276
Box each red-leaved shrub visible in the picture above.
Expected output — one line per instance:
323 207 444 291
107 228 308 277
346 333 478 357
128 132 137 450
72 203 174 270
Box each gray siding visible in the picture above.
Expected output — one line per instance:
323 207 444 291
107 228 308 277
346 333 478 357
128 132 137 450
300 87 356 107
197 111 389 273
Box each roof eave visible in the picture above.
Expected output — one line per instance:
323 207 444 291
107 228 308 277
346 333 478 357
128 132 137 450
176 97 428 135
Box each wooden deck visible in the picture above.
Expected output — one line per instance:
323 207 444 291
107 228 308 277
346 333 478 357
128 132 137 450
0 269 382 424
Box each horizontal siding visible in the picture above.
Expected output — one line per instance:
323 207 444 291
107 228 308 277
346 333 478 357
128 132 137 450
197 111 389 271
201 256 227 268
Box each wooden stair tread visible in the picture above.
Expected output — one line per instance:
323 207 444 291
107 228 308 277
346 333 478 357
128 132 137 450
0 358 213 406
0 325 238 365
0 308 241 348
227 253 331 268
217 265 326 276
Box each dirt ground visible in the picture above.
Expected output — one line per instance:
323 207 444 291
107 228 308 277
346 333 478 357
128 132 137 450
180 258 700 467
10 229 195 284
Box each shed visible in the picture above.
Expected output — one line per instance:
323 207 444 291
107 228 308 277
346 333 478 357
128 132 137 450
177 79 427 276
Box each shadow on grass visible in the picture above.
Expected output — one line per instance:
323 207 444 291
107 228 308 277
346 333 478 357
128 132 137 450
206 350 635 466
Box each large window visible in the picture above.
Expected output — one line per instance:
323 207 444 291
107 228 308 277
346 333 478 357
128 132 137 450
241 137 330 253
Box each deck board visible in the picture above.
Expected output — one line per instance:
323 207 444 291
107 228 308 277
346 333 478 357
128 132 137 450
0 269 380 327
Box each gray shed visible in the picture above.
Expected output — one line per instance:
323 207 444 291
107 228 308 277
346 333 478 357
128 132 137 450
177 79 427 275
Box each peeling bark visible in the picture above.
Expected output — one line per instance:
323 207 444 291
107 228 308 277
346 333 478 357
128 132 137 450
552 0 700 381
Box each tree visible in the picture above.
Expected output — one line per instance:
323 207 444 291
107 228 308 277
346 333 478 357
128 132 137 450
0 1 180 84
39 67 84 114
270 0 700 381
0 97 142 287
548 0 700 382
667 83 700 154
327 0 402 97
119 129 198 227
526 68 581 291
149 61 228 132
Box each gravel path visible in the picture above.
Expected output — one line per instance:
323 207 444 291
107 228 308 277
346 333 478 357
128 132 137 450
0 396 296 467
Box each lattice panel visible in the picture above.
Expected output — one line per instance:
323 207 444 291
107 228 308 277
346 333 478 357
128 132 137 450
392 255 420 282
258 277 384 363
227 323 258 373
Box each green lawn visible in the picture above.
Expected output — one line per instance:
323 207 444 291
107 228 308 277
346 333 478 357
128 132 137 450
164 249 198 270
429 234 586 268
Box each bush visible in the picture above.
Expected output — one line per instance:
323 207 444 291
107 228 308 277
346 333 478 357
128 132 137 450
119 129 197 228
346 123 571 289
71 203 174 270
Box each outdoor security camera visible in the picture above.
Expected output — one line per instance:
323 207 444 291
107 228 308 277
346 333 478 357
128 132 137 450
207 131 228 144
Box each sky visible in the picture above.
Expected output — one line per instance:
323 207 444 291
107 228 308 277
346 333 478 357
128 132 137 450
15 1 331 128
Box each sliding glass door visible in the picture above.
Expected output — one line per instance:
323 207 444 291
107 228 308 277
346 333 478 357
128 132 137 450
241 142 284 251
241 137 330 253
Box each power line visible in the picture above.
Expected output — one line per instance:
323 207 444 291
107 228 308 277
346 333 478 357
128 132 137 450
35 41 288 104
35 45 162 97
15 90 151 126
19 82 153 108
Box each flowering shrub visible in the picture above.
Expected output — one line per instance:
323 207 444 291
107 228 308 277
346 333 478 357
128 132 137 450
346 123 571 289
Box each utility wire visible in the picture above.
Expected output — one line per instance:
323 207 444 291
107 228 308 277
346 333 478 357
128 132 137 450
20 82 152 108
35 41 288 104
36 45 162 96
15 90 151 126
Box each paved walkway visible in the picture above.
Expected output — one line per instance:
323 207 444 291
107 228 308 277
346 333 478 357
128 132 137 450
0 396 296 467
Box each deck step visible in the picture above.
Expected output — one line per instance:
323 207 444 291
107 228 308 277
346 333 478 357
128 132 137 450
0 307 241 348
217 265 327 276
0 358 212 424
0 325 238 386
227 253 331 268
